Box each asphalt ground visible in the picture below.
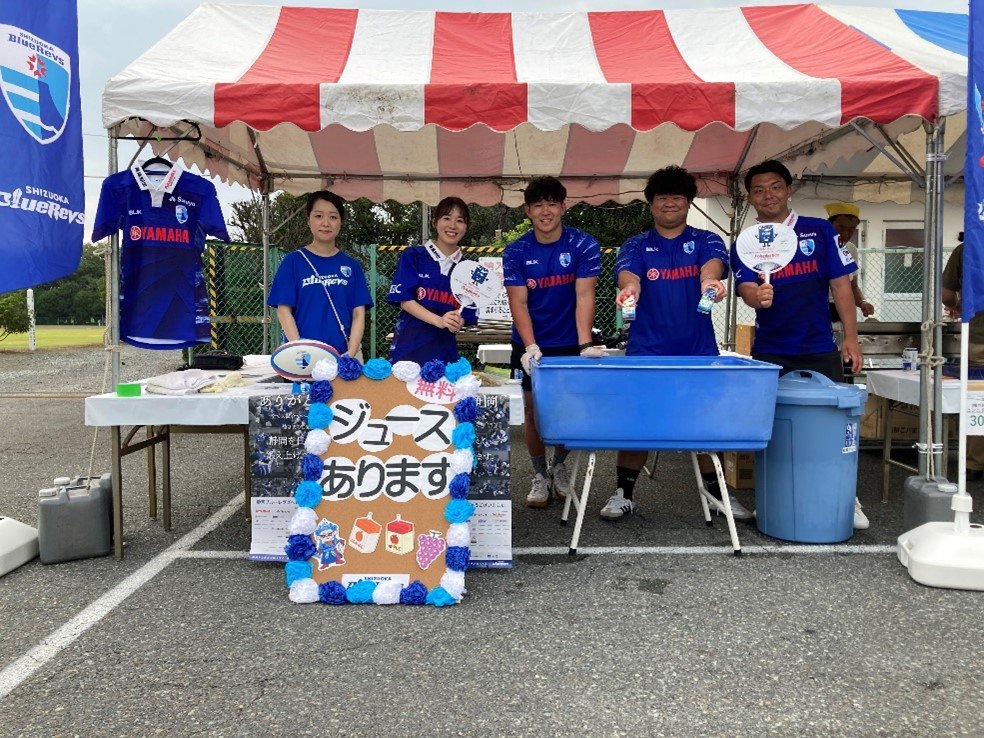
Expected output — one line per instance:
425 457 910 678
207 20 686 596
2 351 984 736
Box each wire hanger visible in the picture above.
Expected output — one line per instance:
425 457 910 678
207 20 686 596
141 155 173 170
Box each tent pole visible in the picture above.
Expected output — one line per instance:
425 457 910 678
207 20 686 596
109 125 121 387
723 182 744 351
917 121 944 479
261 181 271 354
930 119 947 476
421 203 430 245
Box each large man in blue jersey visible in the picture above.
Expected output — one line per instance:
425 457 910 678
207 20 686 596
599 166 752 520
504 177 603 508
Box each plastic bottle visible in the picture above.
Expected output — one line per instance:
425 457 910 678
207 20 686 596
697 286 717 315
621 295 636 323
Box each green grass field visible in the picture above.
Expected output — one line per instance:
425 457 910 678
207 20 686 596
0 325 105 351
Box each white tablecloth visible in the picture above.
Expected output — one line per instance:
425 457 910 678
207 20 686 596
864 370 961 414
87 380 525 427
477 343 512 364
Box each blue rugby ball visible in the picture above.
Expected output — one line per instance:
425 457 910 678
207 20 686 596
270 340 340 381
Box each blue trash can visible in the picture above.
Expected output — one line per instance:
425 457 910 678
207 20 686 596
755 371 867 543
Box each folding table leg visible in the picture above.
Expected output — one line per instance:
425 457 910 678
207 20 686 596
881 397 892 503
147 425 157 520
242 427 252 521
568 452 596 555
111 426 124 560
644 451 659 480
162 425 172 531
559 451 581 526
691 453 712 527
693 452 742 556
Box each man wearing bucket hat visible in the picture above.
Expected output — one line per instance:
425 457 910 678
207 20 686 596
598 166 753 521
824 201 875 322
735 160 868 529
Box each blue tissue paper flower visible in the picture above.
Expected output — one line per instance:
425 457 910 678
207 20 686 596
426 586 457 607
444 498 475 524
453 397 478 423
310 380 333 404
451 423 475 449
444 357 472 384
307 402 334 429
445 546 471 572
346 579 377 604
338 355 363 381
400 580 428 605
420 359 446 383
284 534 316 561
449 473 471 499
294 480 323 508
285 560 312 587
318 581 347 605
363 358 392 380
300 453 324 482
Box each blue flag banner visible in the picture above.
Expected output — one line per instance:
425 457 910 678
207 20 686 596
965 0 984 321
0 0 83 293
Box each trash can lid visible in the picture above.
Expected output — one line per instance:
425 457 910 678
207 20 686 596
775 370 867 409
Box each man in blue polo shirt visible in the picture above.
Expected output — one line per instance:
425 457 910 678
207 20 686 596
734 159 867 529
599 166 751 520
504 177 603 508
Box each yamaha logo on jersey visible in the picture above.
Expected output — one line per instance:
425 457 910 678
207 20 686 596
416 287 426 300
526 278 537 290
559 252 571 268
341 266 352 278
0 26 71 145
175 205 188 224
799 238 816 256
683 241 695 254
647 268 660 280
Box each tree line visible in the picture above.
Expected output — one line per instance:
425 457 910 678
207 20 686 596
0 193 652 339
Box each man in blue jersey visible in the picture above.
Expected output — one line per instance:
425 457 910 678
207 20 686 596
92 162 230 349
599 166 752 520
735 160 867 529
504 177 603 508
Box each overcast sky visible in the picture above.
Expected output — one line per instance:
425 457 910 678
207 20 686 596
77 0 968 240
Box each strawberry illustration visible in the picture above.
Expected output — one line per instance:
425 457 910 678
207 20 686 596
416 530 447 570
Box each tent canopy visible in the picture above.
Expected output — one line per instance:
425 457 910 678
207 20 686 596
103 3 969 205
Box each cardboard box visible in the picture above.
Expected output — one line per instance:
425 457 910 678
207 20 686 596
734 324 755 357
861 394 957 442
724 451 755 489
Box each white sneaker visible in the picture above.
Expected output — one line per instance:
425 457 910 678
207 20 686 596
525 473 550 508
724 494 754 522
854 498 870 530
550 461 571 499
600 489 635 520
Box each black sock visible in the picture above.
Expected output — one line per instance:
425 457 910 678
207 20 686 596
616 466 640 500
702 471 722 500
552 447 570 466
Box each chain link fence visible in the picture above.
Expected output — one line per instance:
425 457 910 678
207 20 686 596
195 241 958 362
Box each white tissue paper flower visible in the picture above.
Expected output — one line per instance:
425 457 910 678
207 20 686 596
440 570 466 600
453 374 481 399
372 580 403 605
311 357 339 382
449 448 474 474
446 523 471 547
304 429 331 455
288 578 319 603
392 361 421 383
288 508 318 536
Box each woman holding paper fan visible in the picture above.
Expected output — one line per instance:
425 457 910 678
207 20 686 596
387 197 478 363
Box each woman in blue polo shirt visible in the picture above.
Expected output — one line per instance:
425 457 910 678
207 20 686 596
387 197 478 363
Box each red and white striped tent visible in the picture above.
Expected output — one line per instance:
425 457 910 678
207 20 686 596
103 3 968 205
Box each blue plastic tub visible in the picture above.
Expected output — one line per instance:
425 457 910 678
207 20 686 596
531 355 780 450
755 371 867 543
